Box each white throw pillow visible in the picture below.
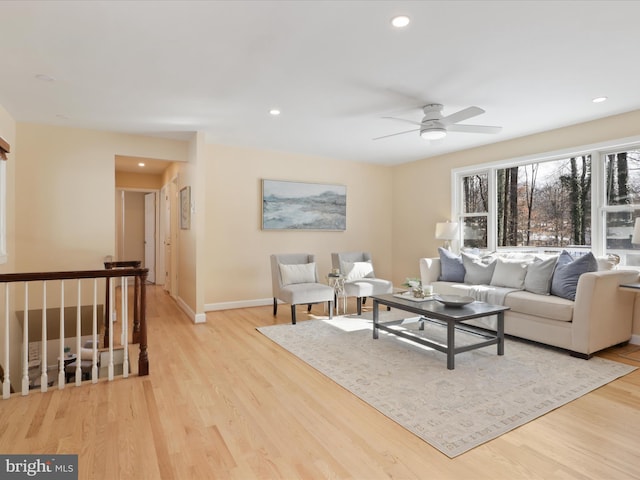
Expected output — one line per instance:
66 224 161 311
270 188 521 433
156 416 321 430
461 253 496 284
279 262 316 285
490 258 529 289
341 260 374 281
524 256 558 295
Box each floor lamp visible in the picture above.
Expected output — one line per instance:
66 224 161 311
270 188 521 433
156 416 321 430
435 221 458 251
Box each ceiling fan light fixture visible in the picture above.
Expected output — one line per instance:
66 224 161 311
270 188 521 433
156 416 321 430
421 128 447 140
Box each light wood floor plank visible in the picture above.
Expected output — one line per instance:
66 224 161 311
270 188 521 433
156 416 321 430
2 285 640 479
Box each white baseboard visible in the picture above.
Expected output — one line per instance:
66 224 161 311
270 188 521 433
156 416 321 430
631 334 640 345
205 298 273 312
176 296 206 324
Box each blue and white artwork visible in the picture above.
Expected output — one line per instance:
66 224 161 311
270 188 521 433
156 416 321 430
262 180 346 230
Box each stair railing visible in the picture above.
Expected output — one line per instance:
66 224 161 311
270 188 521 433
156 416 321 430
1 267 148 399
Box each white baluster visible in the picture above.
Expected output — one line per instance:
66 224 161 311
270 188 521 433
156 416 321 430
58 280 65 388
92 278 98 383
41 281 48 392
21 283 29 395
75 279 82 385
108 277 114 381
3 283 10 399
122 276 129 378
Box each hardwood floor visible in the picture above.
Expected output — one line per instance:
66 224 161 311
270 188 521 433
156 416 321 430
2 285 640 480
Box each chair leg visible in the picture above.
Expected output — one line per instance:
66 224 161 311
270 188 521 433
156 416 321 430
363 297 367 305
273 298 278 316
328 300 333 319
307 304 312 312
357 297 362 315
291 305 297 325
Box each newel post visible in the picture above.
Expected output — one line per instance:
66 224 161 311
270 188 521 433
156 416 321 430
138 270 149 376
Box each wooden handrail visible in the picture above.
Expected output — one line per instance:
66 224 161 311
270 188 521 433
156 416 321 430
0 268 148 282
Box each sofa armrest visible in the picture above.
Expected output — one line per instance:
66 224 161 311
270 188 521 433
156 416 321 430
419 257 441 285
572 269 638 354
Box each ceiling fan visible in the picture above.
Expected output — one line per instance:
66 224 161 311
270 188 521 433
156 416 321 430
374 104 502 141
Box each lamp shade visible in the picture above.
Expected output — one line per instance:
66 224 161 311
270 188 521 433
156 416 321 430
632 218 640 244
435 221 459 240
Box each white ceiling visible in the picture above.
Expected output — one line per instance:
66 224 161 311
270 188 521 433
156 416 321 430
1 0 640 167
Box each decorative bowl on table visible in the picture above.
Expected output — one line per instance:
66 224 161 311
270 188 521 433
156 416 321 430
434 295 474 307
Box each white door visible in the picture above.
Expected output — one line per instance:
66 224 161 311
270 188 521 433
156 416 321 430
144 192 156 283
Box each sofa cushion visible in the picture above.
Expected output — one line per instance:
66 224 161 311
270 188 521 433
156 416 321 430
490 258 529 289
551 251 598 300
438 247 465 282
503 290 574 322
462 252 496 284
524 256 558 295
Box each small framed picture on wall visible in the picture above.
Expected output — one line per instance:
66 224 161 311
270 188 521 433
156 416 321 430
180 186 191 230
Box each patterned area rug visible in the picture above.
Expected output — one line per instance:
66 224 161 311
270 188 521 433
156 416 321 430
257 312 636 458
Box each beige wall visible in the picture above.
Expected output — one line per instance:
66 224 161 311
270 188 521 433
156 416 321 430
14 123 188 272
115 171 164 190
203 142 393 308
393 108 640 336
0 104 19 389
121 191 145 262
0 104 15 274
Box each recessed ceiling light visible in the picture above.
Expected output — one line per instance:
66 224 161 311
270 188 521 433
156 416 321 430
35 74 55 82
391 15 410 28
592 96 608 103
269 109 281 116
138 162 145 167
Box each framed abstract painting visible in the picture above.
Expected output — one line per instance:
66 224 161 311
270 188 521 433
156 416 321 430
262 179 346 231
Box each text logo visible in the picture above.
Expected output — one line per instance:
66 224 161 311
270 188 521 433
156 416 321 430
0 455 77 479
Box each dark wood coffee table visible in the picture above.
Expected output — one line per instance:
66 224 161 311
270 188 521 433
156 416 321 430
371 294 510 370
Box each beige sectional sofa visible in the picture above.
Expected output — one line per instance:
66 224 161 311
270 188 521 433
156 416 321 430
419 253 638 358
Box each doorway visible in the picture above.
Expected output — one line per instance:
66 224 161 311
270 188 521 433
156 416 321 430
116 190 159 284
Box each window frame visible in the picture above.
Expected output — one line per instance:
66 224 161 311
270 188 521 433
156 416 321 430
452 135 640 257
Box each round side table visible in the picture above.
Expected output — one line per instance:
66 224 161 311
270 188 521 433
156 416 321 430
327 273 346 315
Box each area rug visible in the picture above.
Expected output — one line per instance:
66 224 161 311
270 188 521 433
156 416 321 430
257 312 636 458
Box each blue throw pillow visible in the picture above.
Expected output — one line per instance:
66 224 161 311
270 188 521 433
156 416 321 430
550 251 598 300
438 247 465 282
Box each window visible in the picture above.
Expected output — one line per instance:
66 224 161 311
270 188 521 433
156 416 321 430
460 173 488 249
453 140 640 264
495 156 591 248
603 149 640 261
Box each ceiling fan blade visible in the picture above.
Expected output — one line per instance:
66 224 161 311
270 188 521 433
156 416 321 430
447 124 502 134
373 128 420 140
381 116 422 126
440 106 485 126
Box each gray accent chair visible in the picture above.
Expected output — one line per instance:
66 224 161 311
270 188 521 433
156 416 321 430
331 252 393 315
271 253 334 324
